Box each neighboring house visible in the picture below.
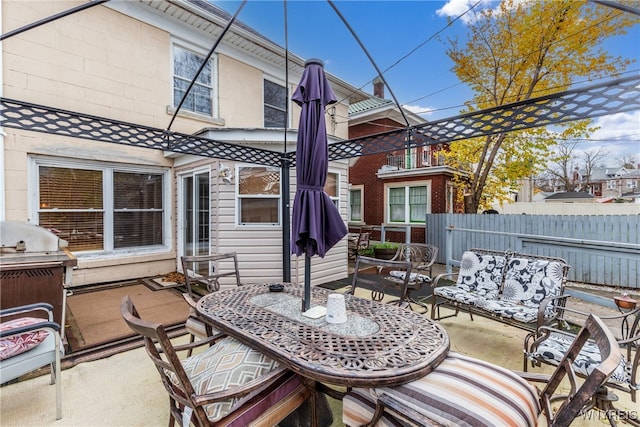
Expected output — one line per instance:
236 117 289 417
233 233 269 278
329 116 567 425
347 78 461 243
585 166 640 201
1 0 366 287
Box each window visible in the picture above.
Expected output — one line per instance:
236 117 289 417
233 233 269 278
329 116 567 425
349 188 362 222
238 166 281 225
35 160 168 254
387 184 429 223
626 179 637 189
264 80 287 127
324 172 339 208
607 180 616 190
173 45 213 116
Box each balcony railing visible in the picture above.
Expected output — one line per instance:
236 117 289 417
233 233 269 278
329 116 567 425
386 150 446 170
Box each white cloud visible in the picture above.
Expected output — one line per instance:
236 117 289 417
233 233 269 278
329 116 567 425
591 111 640 140
579 111 640 166
436 0 494 24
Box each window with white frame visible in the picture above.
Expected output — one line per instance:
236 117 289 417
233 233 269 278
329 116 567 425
388 184 429 223
264 79 287 128
35 160 168 253
626 179 637 189
349 187 363 222
324 172 339 208
173 45 214 116
607 180 617 190
237 166 281 225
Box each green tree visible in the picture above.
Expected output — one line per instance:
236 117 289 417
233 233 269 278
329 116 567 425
444 0 637 213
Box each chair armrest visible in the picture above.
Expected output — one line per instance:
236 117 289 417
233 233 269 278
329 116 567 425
515 370 552 384
534 294 571 331
0 321 60 338
0 303 54 321
172 335 220 353
431 272 458 289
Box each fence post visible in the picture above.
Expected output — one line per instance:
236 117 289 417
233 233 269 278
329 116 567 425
446 225 454 274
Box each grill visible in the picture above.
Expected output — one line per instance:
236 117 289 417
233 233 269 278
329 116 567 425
0 221 77 338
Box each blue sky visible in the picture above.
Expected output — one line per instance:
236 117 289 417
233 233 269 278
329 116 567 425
213 0 640 165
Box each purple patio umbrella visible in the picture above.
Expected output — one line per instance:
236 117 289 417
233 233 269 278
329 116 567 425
291 59 348 311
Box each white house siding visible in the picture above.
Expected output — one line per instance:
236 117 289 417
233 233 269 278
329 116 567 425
2 1 353 287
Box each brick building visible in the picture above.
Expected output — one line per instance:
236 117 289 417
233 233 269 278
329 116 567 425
347 78 461 243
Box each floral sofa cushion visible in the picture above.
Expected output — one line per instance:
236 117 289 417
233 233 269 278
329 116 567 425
500 257 566 316
433 286 487 305
455 251 507 297
474 299 540 323
0 317 49 360
532 332 629 385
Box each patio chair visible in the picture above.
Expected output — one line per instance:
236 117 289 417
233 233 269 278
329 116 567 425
524 304 639 426
387 243 438 313
120 295 310 427
181 253 242 353
343 313 621 427
181 252 242 298
0 303 63 420
348 226 372 260
348 256 413 309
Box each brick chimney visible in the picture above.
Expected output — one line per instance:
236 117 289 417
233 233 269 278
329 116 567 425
373 76 384 98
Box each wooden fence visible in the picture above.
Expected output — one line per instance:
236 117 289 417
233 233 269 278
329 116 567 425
425 214 639 290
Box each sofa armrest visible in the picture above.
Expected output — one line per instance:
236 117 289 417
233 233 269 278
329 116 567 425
431 272 458 289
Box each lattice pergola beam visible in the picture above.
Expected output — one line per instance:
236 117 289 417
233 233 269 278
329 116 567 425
2 75 639 167
327 74 640 161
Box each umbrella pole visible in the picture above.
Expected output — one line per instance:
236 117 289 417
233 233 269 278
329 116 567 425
303 253 311 311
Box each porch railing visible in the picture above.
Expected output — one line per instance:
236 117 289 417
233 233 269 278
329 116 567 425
386 150 446 170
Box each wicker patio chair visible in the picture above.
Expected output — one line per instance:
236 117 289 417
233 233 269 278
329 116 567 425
120 295 309 427
343 313 621 427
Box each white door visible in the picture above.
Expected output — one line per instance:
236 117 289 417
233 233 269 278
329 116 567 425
179 170 210 259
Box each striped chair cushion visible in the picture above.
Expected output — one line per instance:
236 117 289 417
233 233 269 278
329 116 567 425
169 336 284 422
343 352 540 427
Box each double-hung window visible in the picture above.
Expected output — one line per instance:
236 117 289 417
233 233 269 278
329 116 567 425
387 184 429 223
237 166 281 225
324 172 339 208
349 187 363 222
264 79 287 127
35 159 168 254
173 45 214 116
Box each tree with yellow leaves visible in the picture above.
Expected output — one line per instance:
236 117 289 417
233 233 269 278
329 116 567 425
444 0 637 213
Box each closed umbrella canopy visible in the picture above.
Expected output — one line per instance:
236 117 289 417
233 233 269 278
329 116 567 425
291 59 347 310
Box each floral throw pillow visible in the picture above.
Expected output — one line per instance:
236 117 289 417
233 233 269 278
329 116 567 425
0 317 49 360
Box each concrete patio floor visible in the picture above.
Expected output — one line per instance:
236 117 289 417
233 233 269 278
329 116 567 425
1 264 637 426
